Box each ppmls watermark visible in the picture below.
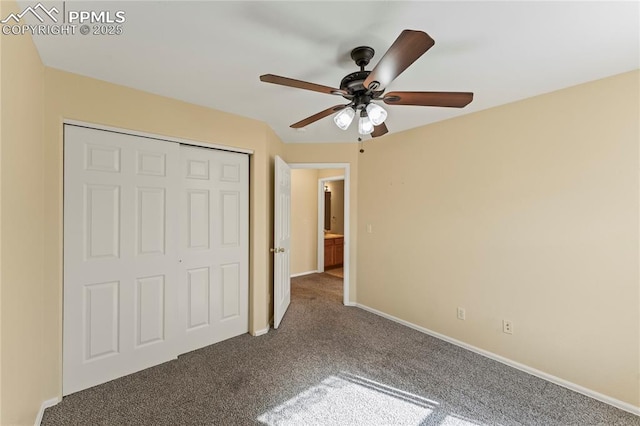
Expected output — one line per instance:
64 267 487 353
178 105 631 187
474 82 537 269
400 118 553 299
1 2 126 36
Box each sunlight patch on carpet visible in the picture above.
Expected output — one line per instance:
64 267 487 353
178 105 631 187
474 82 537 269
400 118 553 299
258 373 438 425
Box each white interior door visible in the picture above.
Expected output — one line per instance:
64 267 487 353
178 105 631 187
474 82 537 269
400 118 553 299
273 156 291 329
178 146 249 352
63 125 180 395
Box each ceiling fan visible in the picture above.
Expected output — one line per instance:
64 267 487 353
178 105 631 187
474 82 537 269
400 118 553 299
259 29 474 138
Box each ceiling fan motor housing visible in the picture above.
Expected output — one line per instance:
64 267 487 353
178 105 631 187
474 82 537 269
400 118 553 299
340 71 370 94
350 46 375 69
340 46 385 105
340 71 385 108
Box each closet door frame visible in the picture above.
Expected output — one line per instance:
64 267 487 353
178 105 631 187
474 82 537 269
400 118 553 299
63 120 254 156
62 120 252 395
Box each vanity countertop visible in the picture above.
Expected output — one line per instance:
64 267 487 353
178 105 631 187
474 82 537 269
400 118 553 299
324 233 344 239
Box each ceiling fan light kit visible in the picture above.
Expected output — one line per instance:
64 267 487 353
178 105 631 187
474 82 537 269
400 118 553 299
358 113 374 135
365 103 387 126
259 29 474 139
333 104 385 135
334 107 355 130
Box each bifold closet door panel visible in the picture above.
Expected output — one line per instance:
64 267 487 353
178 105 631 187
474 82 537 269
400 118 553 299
178 146 249 353
63 125 181 395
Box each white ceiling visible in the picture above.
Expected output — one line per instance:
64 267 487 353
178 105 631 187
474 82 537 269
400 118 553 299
25 1 639 143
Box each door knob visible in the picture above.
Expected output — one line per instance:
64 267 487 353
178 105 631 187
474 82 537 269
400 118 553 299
278 248 285 253
270 248 276 253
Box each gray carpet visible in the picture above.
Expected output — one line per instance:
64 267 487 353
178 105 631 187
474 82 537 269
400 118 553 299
43 273 638 425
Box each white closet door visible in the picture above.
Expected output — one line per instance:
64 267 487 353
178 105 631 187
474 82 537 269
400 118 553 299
178 146 249 353
63 125 180 395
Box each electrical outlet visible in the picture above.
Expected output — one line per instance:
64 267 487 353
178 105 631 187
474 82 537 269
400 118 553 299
366 224 373 234
457 307 466 320
503 320 513 334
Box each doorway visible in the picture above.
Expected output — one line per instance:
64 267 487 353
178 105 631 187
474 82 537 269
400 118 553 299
289 163 351 306
319 176 345 280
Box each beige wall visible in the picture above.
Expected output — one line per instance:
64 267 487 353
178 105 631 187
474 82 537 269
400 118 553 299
0 0 48 423
318 168 345 179
291 169 319 275
357 70 640 407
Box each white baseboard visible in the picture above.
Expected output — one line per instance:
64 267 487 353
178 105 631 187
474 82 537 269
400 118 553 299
34 397 60 426
355 303 640 417
344 301 357 307
290 270 318 278
252 327 269 337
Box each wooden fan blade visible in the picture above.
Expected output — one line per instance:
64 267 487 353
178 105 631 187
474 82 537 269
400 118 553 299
372 122 389 138
260 74 348 96
363 30 435 91
290 105 349 128
383 91 474 108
